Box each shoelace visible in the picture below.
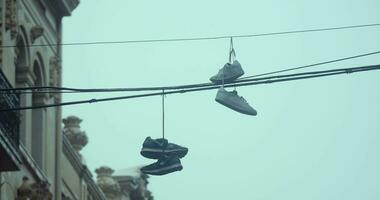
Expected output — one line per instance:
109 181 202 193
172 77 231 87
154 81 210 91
240 96 248 103
231 90 249 103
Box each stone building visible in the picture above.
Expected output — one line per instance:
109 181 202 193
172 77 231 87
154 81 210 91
0 0 107 199
62 117 154 200
95 166 153 200
0 1 153 200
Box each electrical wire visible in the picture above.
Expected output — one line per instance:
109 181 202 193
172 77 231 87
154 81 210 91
2 23 380 48
1 64 379 112
162 90 165 139
240 50 380 79
2 50 380 94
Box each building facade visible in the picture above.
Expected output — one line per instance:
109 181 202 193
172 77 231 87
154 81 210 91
0 0 107 199
0 1 153 200
96 166 153 200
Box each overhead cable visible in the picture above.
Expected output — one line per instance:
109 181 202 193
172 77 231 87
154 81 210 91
241 50 380 79
1 64 379 112
2 50 380 94
2 23 380 48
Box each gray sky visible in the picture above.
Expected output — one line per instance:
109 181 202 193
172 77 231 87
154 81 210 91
62 1 380 199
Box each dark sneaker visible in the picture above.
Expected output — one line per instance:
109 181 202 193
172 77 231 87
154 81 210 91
140 137 188 159
210 60 244 84
140 155 183 176
215 87 257 116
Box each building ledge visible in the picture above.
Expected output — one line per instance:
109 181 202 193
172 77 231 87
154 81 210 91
63 135 107 200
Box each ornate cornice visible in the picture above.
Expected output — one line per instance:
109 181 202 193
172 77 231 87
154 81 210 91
59 0 80 15
42 0 80 18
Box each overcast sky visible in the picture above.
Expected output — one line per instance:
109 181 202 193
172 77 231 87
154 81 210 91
62 1 380 199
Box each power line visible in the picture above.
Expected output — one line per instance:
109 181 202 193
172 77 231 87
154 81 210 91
2 23 380 48
1 64 379 112
2 50 380 94
241 50 380 79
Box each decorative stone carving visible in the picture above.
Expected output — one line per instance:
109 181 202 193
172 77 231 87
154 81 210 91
30 181 52 200
5 0 18 39
129 176 151 200
49 56 61 102
16 176 32 200
113 167 154 200
16 177 52 200
30 25 44 43
141 174 154 200
96 166 122 200
49 57 59 87
62 116 88 151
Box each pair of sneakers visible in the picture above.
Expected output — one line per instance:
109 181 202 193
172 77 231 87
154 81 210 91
210 60 257 116
140 137 188 175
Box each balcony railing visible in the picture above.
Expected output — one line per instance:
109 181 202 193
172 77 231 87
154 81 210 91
0 69 20 148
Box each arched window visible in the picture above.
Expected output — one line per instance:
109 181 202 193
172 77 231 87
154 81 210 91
31 57 46 170
15 28 31 147
15 39 28 68
15 26 47 171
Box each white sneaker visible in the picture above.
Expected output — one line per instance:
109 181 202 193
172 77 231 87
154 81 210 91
210 60 244 84
215 87 257 116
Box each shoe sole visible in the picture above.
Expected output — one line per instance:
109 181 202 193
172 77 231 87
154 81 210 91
215 98 257 116
141 148 188 159
141 163 183 176
211 71 244 84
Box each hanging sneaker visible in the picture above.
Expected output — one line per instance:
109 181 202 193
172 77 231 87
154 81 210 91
215 87 257 116
210 60 244 84
140 137 188 159
140 155 183 176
